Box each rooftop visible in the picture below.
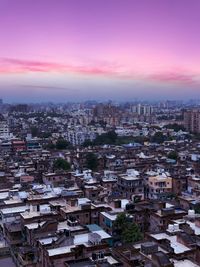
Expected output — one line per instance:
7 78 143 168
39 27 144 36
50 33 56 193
151 233 191 254
173 259 200 267
1 205 29 215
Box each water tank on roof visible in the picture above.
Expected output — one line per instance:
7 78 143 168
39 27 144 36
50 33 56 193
168 224 174 231
188 209 195 216
174 224 179 231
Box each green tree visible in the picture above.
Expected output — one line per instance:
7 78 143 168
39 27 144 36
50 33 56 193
122 223 143 243
31 126 39 137
165 123 185 132
168 151 178 160
113 213 128 229
106 130 118 144
86 152 98 171
53 158 71 171
82 139 94 147
56 138 70 150
113 212 143 244
94 130 118 145
151 131 165 144
46 142 56 149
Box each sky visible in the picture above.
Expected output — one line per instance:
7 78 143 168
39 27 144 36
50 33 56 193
0 0 200 102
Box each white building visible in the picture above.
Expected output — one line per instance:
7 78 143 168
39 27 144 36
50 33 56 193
0 120 10 139
66 127 96 146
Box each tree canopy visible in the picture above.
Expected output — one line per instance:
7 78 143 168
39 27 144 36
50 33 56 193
31 126 39 137
56 138 70 150
94 130 117 145
113 212 143 244
46 142 56 149
168 151 178 160
53 158 71 171
151 131 165 144
86 152 98 171
83 130 118 147
165 123 185 132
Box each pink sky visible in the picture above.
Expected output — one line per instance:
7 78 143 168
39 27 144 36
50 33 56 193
0 0 200 102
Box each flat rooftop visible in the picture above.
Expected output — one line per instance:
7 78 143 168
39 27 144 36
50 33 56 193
101 211 117 221
151 233 191 254
120 175 141 181
1 205 29 215
39 236 58 245
173 259 199 267
0 192 9 200
25 221 46 230
48 245 75 256
47 229 111 257
4 199 23 205
57 221 84 232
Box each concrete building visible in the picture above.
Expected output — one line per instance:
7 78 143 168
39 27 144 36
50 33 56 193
0 119 10 139
148 171 172 200
184 109 200 133
117 169 144 200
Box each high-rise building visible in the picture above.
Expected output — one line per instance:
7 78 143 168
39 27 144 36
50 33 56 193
0 119 10 139
184 109 200 133
135 104 153 116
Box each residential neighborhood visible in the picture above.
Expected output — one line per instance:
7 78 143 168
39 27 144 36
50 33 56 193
0 100 200 266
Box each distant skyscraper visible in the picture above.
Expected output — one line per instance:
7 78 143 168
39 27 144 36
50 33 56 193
0 116 10 139
184 109 200 133
136 104 153 116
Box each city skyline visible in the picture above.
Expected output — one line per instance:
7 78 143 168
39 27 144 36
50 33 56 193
0 0 200 102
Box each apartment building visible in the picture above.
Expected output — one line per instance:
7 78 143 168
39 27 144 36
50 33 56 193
147 171 172 200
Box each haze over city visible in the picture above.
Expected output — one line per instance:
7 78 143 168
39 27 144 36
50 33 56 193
0 0 200 102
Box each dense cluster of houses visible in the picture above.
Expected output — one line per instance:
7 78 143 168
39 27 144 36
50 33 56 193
0 103 200 266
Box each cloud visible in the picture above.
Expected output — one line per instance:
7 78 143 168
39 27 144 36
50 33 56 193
0 57 200 88
0 57 122 77
0 58 66 73
149 71 199 86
